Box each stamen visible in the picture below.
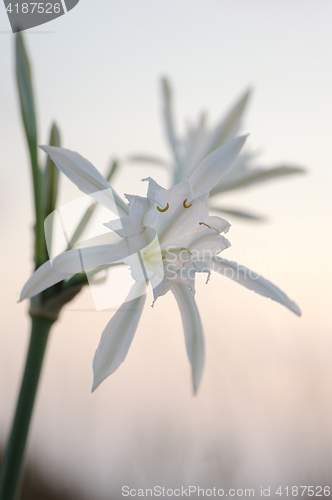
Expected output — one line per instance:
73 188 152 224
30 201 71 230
181 247 192 255
199 222 219 233
183 199 192 209
157 203 169 212
139 226 147 235
162 255 166 260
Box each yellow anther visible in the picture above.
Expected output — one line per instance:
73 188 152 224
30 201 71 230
139 226 147 235
157 203 169 212
183 199 192 209
162 255 166 260
199 222 211 229
181 247 192 255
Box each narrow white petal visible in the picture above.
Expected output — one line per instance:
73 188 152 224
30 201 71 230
39 146 129 217
181 112 209 177
20 260 72 301
51 243 127 274
161 77 182 169
210 205 265 221
20 243 128 300
203 88 251 156
189 135 248 195
92 282 147 391
105 194 151 239
171 283 205 394
127 155 170 168
211 257 301 316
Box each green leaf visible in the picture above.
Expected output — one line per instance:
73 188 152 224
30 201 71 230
210 165 306 196
209 205 266 221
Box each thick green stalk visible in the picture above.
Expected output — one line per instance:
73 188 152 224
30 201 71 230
0 317 54 500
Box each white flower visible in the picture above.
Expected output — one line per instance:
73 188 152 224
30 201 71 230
129 78 305 220
20 136 301 394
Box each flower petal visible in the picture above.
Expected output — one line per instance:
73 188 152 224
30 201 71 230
171 282 205 394
180 112 208 180
189 135 248 195
143 178 209 246
105 194 151 238
161 77 182 169
211 257 302 316
92 282 147 391
210 205 266 221
190 234 231 257
180 215 231 251
39 146 129 217
20 260 72 301
127 154 170 168
210 152 254 192
51 242 128 274
210 164 306 195
20 242 131 300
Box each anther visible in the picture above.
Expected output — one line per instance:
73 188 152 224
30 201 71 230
157 203 169 212
181 247 192 255
139 226 147 235
183 199 192 209
162 255 166 260
199 222 211 229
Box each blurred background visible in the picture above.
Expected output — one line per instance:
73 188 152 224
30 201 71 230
0 1 331 498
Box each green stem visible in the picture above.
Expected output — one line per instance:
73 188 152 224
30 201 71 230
0 316 54 500
30 145 45 268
